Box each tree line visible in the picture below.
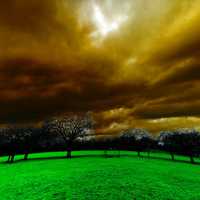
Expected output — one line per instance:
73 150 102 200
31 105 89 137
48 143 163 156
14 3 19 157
0 113 93 163
0 113 200 164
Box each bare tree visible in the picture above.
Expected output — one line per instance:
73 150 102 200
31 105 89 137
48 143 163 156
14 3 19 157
43 113 94 158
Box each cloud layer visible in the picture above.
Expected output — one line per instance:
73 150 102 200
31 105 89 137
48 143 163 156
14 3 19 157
0 0 200 134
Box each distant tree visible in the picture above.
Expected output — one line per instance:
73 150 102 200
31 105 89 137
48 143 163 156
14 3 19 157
0 128 9 155
22 127 43 160
120 129 136 151
174 129 200 163
0 128 14 162
101 136 121 157
0 126 43 163
43 113 94 158
158 129 200 163
120 128 153 156
4 126 20 163
158 131 176 161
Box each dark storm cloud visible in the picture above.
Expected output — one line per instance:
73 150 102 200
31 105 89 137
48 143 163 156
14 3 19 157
0 0 57 30
154 59 200 86
134 101 200 120
0 57 147 123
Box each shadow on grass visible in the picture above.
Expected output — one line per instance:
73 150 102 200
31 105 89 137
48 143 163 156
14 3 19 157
1 154 106 164
1 151 200 165
140 155 200 165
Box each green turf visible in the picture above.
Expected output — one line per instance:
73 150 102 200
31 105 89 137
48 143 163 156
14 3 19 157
0 151 200 200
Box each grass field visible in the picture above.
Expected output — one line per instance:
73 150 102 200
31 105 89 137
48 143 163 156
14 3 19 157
0 151 200 200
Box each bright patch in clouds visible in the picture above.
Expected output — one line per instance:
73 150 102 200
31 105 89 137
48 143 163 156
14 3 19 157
92 4 128 37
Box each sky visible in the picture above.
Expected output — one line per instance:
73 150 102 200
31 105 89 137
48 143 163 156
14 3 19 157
0 0 200 135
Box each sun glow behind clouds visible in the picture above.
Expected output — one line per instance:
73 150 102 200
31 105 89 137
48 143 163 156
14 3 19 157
92 3 128 38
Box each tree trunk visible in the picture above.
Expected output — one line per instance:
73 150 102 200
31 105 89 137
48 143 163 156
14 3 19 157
67 150 72 158
190 155 195 164
24 153 28 160
10 155 15 163
7 155 11 162
170 152 175 161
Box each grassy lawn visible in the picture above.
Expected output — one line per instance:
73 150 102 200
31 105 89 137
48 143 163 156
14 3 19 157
0 151 200 200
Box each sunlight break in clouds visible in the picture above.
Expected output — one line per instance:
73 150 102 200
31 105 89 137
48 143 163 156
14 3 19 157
91 3 128 39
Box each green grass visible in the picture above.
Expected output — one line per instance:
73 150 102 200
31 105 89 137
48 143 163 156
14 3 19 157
0 151 200 200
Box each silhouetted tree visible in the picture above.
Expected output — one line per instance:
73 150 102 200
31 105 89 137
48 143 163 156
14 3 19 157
174 129 200 163
4 126 20 163
43 113 94 158
120 128 153 156
158 129 200 163
22 127 43 160
0 128 14 162
0 126 43 163
158 131 175 161
100 136 121 157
